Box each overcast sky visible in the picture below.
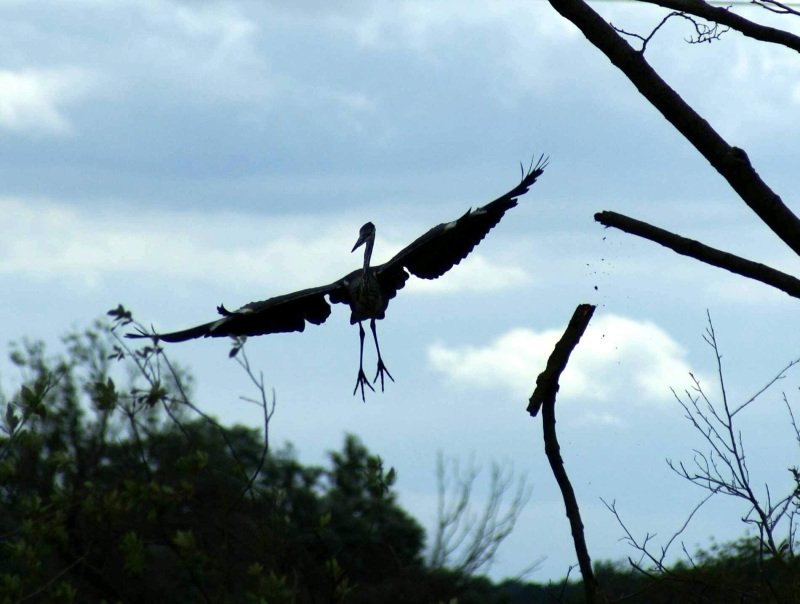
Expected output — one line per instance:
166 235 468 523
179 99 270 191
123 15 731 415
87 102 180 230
2 0 800 583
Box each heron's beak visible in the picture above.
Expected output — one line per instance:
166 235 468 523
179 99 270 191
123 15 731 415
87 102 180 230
351 234 366 253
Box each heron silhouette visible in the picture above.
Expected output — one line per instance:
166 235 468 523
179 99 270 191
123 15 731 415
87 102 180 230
128 157 547 400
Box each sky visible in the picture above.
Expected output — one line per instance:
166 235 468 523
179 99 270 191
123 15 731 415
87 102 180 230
2 0 800 584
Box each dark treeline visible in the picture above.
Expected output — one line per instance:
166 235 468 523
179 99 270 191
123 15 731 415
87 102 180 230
0 322 796 603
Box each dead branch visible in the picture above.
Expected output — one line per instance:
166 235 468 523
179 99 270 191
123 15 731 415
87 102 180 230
612 11 728 53
528 303 596 417
636 0 800 51
428 453 534 576
595 210 800 300
529 304 602 603
668 313 800 569
602 493 715 573
547 0 800 257
612 11 680 53
752 0 800 18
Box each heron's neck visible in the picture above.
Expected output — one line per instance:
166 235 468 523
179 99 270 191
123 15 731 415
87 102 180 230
362 236 374 274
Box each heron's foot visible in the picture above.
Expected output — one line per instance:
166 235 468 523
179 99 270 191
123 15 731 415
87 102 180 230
373 359 395 392
353 367 376 402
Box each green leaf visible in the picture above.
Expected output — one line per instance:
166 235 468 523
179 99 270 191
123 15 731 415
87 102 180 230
137 383 168 408
107 304 133 325
172 529 195 551
120 531 146 576
19 385 36 407
91 377 118 411
4 404 19 434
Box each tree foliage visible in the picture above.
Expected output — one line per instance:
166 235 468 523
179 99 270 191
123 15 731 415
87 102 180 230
4 317 800 602
0 320 515 603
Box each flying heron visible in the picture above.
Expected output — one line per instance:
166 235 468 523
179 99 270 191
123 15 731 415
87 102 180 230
128 157 548 400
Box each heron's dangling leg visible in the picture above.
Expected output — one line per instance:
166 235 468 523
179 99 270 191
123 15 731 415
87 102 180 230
353 321 375 402
370 318 394 391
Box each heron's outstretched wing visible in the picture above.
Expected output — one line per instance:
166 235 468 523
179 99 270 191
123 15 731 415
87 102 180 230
378 156 548 280
127 281 347 343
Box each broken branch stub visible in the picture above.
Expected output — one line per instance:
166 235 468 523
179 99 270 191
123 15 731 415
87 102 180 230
527 304 596 417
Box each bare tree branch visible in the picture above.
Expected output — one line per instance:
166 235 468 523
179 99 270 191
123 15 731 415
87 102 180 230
636 0 800 51
613 10 728 53
528 303 596 417
668 313 800 572
595 210 800 300
603 493 715 572
612 11 682 53
752 0 800 18
547 0 800 256
428 453 534 576
529 304 602 603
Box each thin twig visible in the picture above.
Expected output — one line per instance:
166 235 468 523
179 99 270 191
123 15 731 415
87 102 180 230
634 0 800 51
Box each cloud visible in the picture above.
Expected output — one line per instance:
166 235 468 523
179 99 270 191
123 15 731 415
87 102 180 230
321 0 581 98
702 272 799 308
406 254 531 294
0 68 92 135
326 0 575 51
135 2 269 104
0 197 349 289
428 314 699 419
0 2 269 107
0 197 530 296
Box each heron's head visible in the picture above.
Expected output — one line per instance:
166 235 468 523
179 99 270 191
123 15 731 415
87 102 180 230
352 222 376 252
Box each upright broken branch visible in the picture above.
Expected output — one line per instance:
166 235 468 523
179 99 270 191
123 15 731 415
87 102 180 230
529 303 601 603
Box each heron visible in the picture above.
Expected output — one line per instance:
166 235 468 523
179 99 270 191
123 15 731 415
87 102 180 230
128 156 548 400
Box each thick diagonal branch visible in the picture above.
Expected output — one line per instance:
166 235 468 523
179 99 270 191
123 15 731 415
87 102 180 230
528 304 600 603
638 0 800 52
547 0 800 257
596 211 800 300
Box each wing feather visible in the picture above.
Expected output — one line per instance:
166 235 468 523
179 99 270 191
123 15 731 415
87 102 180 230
127 281 347 342
379 156 548 280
